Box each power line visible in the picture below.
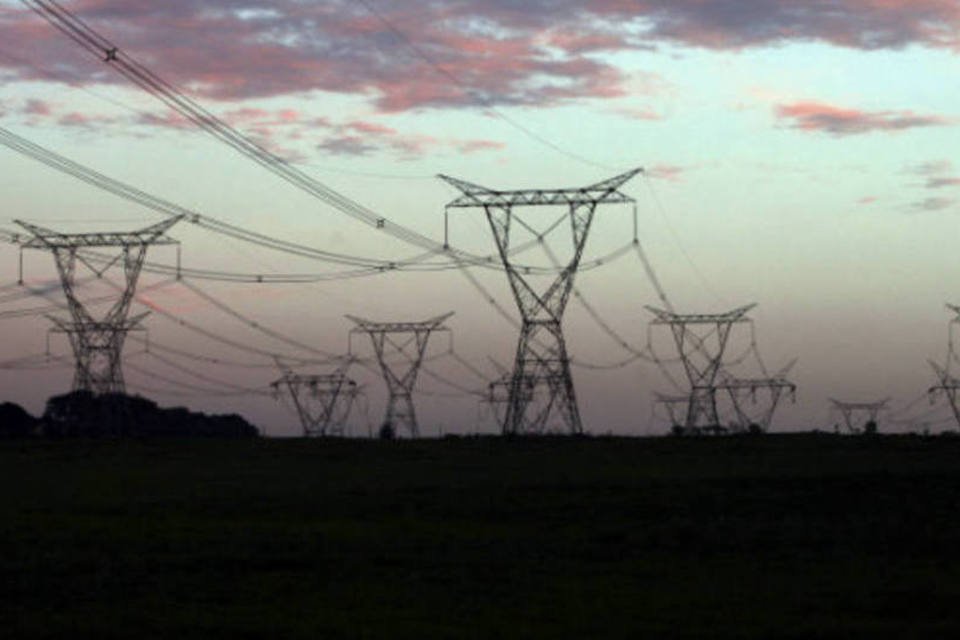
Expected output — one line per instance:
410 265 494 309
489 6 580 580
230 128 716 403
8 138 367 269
355 0 624 172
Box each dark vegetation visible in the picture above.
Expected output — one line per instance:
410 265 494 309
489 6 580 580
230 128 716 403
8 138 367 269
1 434 959 638
0 391 258 438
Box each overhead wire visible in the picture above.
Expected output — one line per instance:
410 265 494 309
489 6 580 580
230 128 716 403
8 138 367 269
19 0 563 270
354 0 623 172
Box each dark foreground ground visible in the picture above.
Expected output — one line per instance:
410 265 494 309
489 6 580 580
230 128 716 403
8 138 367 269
2 434 959 639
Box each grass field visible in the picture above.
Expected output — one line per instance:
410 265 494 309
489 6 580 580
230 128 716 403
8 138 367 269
2 434 959 638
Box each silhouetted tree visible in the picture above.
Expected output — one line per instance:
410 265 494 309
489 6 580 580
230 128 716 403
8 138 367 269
378 422 396 440
863 420 878 436
0 402 37 437
41 391 259 437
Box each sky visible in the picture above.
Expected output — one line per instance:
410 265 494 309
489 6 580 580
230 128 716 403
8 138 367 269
0 0 958 435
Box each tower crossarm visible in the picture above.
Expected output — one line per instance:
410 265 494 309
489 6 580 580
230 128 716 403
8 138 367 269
828 398 891 412
346 311 454 335
715 377 796 392
645 304 757 325
14 216 183 249
438 168 642 208
654 392 689 404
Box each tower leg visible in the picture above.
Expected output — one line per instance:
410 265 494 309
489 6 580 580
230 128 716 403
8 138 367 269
504 320 582 435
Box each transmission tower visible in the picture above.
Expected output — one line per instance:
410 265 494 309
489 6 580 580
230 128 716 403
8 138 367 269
716 359 798 432
926 304 960 429
271 360 360 437
482 373 536 430
14 217 181 394
647 305 756 432
829 398 890 434
653 392 690 431
928 361 960 429
347 312 453 438
439 169 642 435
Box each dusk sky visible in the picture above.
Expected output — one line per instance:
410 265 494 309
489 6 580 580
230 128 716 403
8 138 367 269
0 0 959 435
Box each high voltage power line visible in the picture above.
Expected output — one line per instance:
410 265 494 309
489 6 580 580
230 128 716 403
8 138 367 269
0 0 806 434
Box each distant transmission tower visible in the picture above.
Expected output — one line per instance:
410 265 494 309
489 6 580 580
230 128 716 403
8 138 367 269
271 360 360 437
348 313 453 438
829 398 890 434
653 392 690 431
647 305 756 433
440 169 642 435
928 304 960 430
15 217 181 394
716 359 798 432
927 361 960 428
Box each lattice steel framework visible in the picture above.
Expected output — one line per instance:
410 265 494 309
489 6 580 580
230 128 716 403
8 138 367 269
829 398 890 434
348 312 452 438
927 360 960 428
272 360 360 437
929 304 960 429
647 305 756 431
440 169 642 435
15 217 181 394
654 392 690 429
716 359 797 432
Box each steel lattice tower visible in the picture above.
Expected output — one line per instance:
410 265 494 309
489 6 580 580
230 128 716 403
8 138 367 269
829 398 890 434
927 361 960 428
272 361 360 437
15 217 181 394
716 360 797 432
654 392 691 430
647 305 756 431
929 304 960 430
348 312 452 438
439 169 642 435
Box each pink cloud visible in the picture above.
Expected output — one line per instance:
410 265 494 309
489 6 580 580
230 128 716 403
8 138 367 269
22 98 52 116
458 139 506 154
927 177 960 189
647 164 686 182
2 1 953 121
57 111 108 128
612 107 663 121
346 120 397 136
775 101 951 135
858 196 878 205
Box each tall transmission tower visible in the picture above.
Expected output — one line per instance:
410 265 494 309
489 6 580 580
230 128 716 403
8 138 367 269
647 305 756 433
271 360 360 437
14 217 181 394
829 398 890 434
716 359 798 432
347 312 453 438
439 169 642 435
927 304 960 429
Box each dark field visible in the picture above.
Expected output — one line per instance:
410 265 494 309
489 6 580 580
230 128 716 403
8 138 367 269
2 435 959 639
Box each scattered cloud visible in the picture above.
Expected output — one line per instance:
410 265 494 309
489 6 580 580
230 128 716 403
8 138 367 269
775 101 951 136
926 177 960 189
56 111 120 129
22 98 52 116
904 160 954 176
912 197 956 212
6 1 953 115
901 160 960 211
647 164 687 182
611 106 663 121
